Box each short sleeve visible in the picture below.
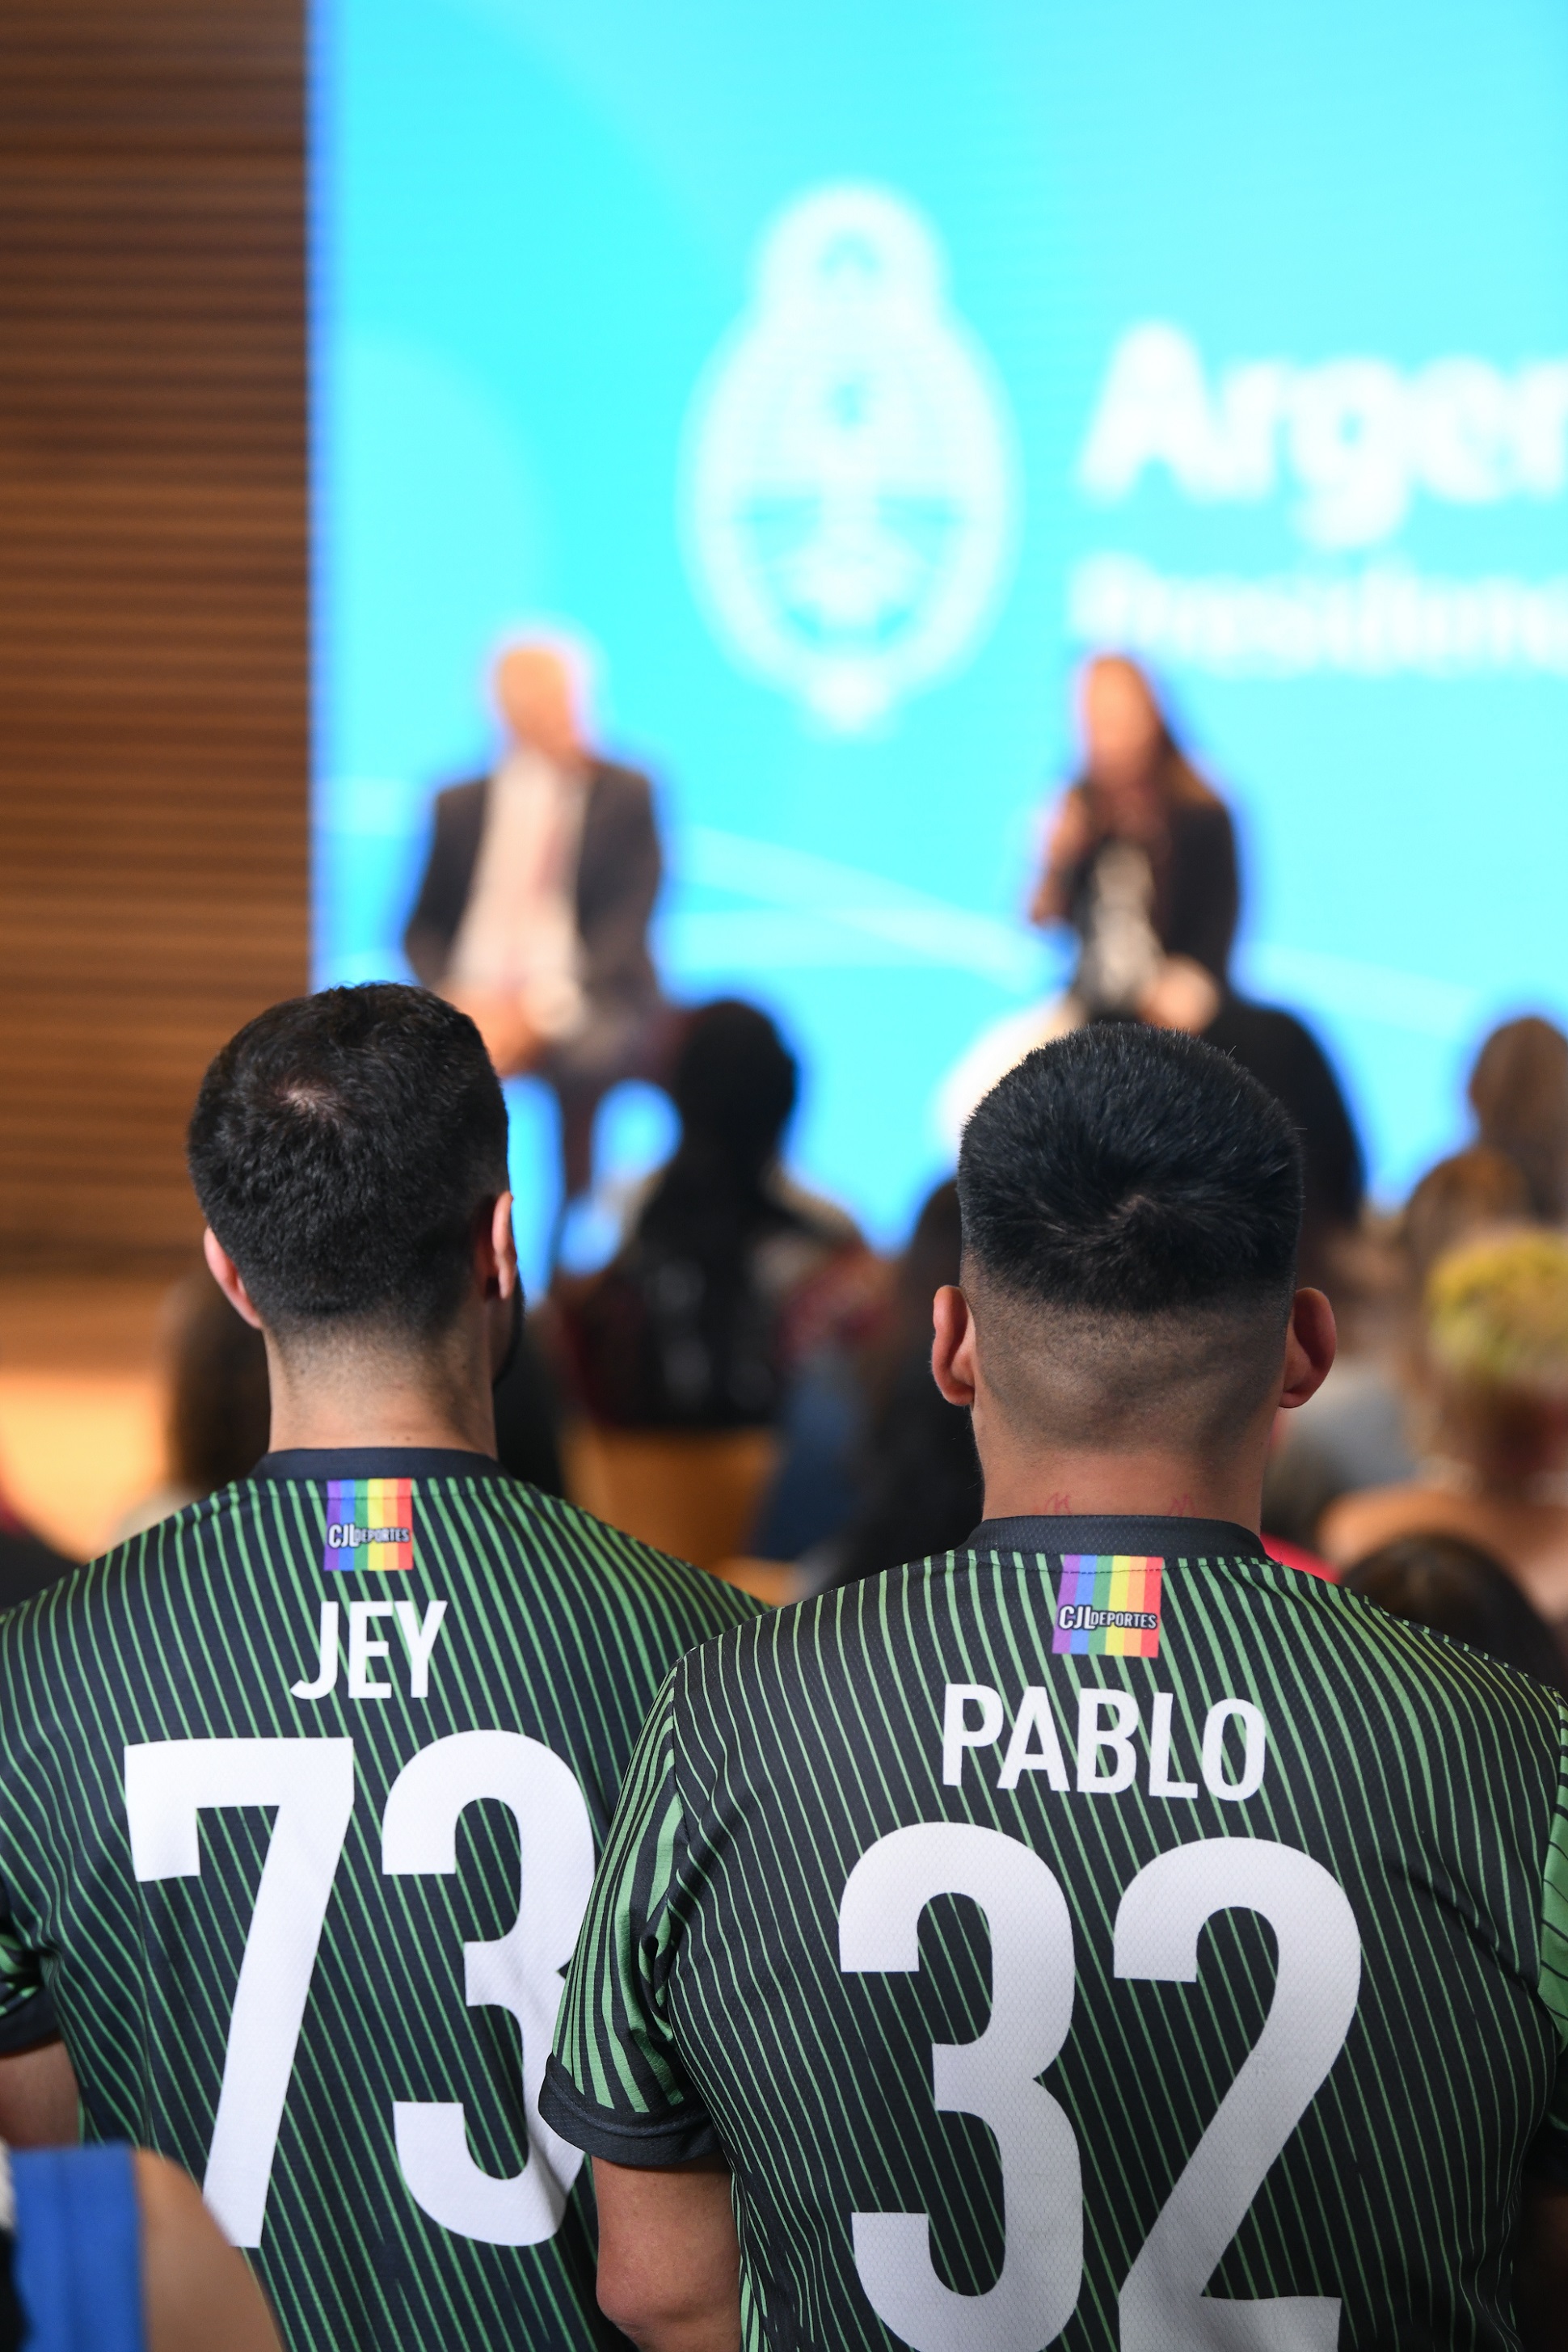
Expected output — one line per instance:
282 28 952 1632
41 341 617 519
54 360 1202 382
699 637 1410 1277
541 1672 719 2167
1530 1701 1568 2185
0 1907 53 2059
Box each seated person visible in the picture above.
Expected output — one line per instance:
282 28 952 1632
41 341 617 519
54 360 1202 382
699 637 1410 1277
403 639 668 1203
1342 1531 1568 1694
561 1001 861 1431
1469 1015 1568 1224
938 653 1237 1127
1260 1145 1525 1550
545 1022 1568 2352
824 1181 982 1588
110 1267 271 1543
1322 1227 1568 1627
1031 653 1237 1028
1402 1147 1532 1290
0 2138 280 2351
750 1181 978 1577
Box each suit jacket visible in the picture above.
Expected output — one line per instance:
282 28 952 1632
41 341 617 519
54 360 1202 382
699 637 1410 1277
403 757 662 1010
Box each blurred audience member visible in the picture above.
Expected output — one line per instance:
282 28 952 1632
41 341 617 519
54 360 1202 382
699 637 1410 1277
1469 1014 1568 1223
823 1178 982 1590
1201 996 1364 1292
745 1330 874 1567
1031 653 1237 1026
750 1180 988 1579
1263 1145 1529 1547
404 639 668 1201
1402 1145 1533 1289
1342 1531 1568 1694
489 1294 567 1495
112 1266 270 1542
562 1001 860 1429
1322 1229 1568 1624
1262 1348 1414 1555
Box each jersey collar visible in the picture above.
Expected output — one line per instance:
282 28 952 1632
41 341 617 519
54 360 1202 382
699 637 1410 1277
255 1447 512 1483
964 1513 1267 1561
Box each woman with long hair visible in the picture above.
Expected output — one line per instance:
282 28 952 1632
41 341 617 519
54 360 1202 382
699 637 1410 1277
564 1000 860 1430
1030 651 1238 1026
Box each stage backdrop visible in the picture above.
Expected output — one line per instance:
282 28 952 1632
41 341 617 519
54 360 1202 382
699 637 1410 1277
313 0 1568 1283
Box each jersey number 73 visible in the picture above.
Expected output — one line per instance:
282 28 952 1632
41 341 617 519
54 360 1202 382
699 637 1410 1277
124 1732 592 2251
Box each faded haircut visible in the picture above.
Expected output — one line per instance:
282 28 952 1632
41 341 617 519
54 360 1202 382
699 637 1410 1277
957 1024 1305 1448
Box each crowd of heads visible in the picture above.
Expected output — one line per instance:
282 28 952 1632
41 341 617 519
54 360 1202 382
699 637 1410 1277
110 952 1568 1701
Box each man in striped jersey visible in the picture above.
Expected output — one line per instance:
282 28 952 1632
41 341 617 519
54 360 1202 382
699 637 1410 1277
546 1022 1568 2352
0 984 756 2350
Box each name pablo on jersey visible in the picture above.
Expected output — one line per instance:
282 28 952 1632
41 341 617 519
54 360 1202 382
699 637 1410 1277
943 1680 1267 1803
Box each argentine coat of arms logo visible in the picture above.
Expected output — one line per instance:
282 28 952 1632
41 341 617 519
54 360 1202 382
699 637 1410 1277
682 183 1019 731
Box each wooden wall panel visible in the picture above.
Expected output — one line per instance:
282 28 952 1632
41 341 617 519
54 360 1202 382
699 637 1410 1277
0 0 307 1263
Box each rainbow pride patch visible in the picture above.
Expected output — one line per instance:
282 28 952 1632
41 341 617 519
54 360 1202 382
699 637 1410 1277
323 1478 414 1572
1052 1555 1163 1657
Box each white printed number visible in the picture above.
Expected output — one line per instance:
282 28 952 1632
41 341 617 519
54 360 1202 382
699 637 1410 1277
841 1828 1360 2352
842 1828 1081 2352
382 1731 593 2245
124 1741 355 2249
125 1733 592 2250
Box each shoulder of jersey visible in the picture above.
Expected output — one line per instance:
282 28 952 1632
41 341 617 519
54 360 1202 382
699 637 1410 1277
1311 1557 1567 1712
487 1484 764 1628
0 1473 760 1637
714 1547 1567 1731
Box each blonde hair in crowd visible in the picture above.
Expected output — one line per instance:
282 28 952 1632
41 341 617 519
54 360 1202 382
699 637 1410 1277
1426 1228 1568 1400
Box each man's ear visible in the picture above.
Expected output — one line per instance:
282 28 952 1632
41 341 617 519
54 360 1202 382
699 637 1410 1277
931 1285 979 1409
1279 1287 1336 1411
478 1192 520 1305
203 1228 265 1331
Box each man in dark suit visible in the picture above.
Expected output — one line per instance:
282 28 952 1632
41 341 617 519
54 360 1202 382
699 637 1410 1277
403 643 668 1199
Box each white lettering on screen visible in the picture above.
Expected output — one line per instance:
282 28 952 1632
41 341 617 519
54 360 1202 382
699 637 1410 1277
1078 320 1568 549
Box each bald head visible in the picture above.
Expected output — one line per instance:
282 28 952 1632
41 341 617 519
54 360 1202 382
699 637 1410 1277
492 643 587 769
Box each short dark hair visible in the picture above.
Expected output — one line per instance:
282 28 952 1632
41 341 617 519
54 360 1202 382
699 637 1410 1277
188 984 509 1339
956 1026 1305 1447
1343 1533 1568 1696
669 1000 798 1168
959 1023 1303 1313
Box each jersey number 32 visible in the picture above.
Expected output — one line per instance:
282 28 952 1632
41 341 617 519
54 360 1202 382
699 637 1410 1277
842 1824 1361 2352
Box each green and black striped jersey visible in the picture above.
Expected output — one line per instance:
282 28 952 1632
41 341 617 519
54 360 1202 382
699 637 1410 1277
0 1446 758 2352
546 1514 1568 2352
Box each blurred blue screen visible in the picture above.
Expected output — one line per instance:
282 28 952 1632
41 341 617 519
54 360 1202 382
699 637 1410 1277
312 0 1568 1285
